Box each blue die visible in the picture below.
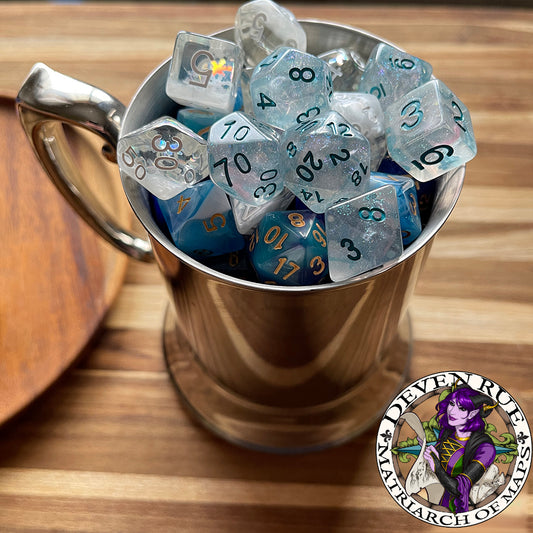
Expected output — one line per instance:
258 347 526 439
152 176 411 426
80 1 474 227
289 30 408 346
249 210 328 285
369 172 422 246
154 179 245 260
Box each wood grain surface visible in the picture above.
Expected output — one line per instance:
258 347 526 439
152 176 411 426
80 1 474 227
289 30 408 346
0 3 531 532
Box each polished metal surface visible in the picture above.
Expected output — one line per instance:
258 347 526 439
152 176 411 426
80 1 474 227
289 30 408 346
16 63 153 261
16 21 465 451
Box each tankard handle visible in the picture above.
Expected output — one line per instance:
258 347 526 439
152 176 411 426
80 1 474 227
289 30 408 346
16 63 154 262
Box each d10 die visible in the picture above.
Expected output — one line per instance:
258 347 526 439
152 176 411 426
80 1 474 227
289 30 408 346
249 210 329 285
155 179 245 259
385 79 477 181
117 116 208 200
369 172 421 246
208 111 283 206
235 0 306 67
326 185 403 282
331 92 387 170
230 187 294 235
166 31 244 114
281 110 371 213
358 43 432 111
249 47 333 130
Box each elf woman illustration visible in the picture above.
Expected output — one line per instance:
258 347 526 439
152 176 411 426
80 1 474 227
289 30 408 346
422 382 498 513
399 380 507 514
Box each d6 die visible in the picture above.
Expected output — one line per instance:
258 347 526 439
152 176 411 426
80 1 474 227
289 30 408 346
249 47 333 130
208 111 283 206
249 210 329 285
369 172 421 246
166 31 244 114
385 79 477 181
155 179 245 259
235 0 306 67
358 43 432 111
326 185 403 282
281 110 371 213
117 116 207 199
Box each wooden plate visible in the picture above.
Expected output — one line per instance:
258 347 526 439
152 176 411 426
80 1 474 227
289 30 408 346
0 95 129 425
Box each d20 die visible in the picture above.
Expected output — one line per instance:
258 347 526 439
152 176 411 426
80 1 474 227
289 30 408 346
281 110 371 213
331 92 387 170
208 111 283 206
369 172 421 246
166 31 244 114
235 0 306 67
249 210 329 286
385 79 477 181
249 47 333 130
318 48 365 92
358 43 432 111
117 116 207 200
326 185 403 282
155 179 245 259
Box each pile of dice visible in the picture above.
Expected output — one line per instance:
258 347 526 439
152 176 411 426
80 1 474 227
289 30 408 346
117 0 476 285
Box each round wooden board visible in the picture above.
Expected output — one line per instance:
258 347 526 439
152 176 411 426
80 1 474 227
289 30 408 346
0 95 129 426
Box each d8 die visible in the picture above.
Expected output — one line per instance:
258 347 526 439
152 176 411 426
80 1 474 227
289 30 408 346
249 210 329 285
331 92 387 170
281 110 371 213
208 111 283 206
117 116 208 199
249 47 333 130
166 31 244 114
358 43 432 111
326 185 403 282
369 172 421 246
385 79 477 181
155 179 245 259
235 0 307 67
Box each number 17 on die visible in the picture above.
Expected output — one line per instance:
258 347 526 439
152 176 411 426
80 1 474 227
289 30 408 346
166 31 245 114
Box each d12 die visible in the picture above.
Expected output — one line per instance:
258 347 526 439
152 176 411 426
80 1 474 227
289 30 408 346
117 116 208 200
358 43 432 111
235 0 306 67
330 92 387 170
249 210 329 285
208 111 283 206
385 79 477 181
249 47 333 130
326 185 403 282
166 31 244 114
155 179 245 259
369 172 421 246
281 110 371 213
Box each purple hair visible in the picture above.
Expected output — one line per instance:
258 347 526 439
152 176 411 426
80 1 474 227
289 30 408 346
436 388 486 433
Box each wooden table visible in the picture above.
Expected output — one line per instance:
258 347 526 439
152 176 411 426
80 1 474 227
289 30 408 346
1 3 531 531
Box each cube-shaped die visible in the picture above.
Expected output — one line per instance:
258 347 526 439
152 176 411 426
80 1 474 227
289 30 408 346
369 172 421 246
358 43 432 111
385 79 477 181
117 116 208 199
235 0 307 67
250 47 333 130
208 111 283 206
155 179 245 259
331 92 387 170
281 110 371 213
166 31 244 114
249 210 329 285
326 185 403 282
